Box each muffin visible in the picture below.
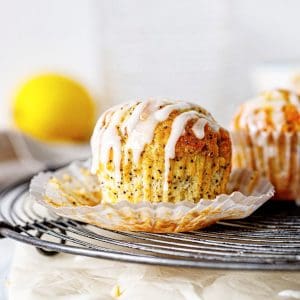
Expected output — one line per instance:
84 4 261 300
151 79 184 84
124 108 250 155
231 89 300 200
91 99 231 204
31 99 275 233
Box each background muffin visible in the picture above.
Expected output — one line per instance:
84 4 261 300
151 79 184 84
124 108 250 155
91 99 231 204
231 89 300 200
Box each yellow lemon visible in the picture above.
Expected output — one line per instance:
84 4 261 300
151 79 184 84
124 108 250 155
13 73 95 143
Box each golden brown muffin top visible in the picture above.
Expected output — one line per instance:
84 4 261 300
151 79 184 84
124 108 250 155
232 89 300 133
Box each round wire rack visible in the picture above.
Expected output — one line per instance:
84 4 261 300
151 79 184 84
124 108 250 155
0 176 299 270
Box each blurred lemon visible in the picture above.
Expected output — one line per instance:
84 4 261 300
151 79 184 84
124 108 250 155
13 73 95 143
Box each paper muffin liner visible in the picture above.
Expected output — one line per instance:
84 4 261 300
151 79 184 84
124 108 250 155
29 161 274 233
231 130 300 201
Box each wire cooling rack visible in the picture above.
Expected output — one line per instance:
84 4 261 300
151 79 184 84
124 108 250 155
0 176 299 270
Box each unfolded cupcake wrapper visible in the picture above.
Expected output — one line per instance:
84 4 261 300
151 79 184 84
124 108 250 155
29 161 274 233
231 131 300 201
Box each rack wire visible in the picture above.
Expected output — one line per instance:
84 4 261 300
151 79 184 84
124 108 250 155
0 176 299 270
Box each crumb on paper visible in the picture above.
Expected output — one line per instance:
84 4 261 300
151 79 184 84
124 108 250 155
62 174 72 182
5 278 12 287
111 284 123 298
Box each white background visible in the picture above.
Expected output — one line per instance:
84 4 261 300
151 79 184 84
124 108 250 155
1 0 300 128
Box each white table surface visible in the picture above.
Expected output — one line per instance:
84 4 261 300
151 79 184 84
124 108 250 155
0 240 14 300
3 242 300 300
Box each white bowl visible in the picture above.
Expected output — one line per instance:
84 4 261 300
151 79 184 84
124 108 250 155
21 134 91 165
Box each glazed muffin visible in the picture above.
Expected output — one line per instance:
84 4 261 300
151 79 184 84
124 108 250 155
91 99 231 204
231 89 300 200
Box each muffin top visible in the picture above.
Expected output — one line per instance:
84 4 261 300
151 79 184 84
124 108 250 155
91 99 229 186
232 89 300 133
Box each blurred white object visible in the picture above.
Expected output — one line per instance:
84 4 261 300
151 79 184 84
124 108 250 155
21 135 90 166
0 131 44 186
0 130 91 187
0 239 14 300
252 63 300 93
8 244 300 300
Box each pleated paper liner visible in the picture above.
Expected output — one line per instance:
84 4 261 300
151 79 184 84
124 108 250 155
231 131 300 201
29 161 274 233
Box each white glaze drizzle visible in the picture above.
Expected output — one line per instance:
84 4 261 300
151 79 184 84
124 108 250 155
163 111 218 190
154 102 193 121
289 92 300 108
120 101 149 136
124 100 168 164
99 109 124 181
236 90 300 133
90 107 117 173
90 103 132 178
192 118 218 139
91 99 220 187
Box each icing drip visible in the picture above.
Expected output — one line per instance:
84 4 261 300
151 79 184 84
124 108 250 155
163 111 218 190
289 92 300 108
90 107 117 173
154 102 193 121
120 101 149 135
236 90 300 133
91 99 220 188
192 118 218 139
125 101 164 164
91 103 129 179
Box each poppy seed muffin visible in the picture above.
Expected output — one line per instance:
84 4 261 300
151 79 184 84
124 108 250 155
91 99 232 204
231 89 300 200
